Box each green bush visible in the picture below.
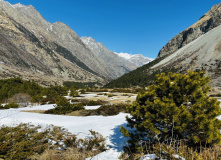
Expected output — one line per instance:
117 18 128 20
0 124 49 159
121 71 221 154
4 102 19 109
0 124 106 160
45 96 85 114
81 100 106 106
0 78 43 102
0 78 68 104
0 102 19 109
0 104 4 109
70 87 79 97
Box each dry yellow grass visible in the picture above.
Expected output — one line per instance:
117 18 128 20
76 92 136 104
22 110 45 113
29 146 103 160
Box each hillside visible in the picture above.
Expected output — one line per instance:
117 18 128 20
0 1 110 85
0 1 148 86
158 2 221 58
105 2 221 88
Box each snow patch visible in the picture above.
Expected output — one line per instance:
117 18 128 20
84 105 101 110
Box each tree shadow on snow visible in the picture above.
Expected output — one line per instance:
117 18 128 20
108 123 129 152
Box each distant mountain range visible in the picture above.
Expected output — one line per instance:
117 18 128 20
81 36 153 76
105 2 221 88
0 0 152 86
115 52 154 67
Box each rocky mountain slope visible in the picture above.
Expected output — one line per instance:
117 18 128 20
0 0 140 85
158 2 221 58
106 2 221 88
81 37 137 78
0 1 110 85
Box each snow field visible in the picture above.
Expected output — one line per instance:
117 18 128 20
0 104 129 159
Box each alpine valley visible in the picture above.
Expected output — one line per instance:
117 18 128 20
0 0 151 86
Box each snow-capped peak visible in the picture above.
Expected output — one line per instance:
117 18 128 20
115 52 133 60
114 52 154 67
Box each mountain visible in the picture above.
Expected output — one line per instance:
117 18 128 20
80 37 137 78
158 2 221 58
0 0 136 86
116 52 154 67
105 2 221 88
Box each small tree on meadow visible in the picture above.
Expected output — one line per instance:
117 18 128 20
120 71 221 153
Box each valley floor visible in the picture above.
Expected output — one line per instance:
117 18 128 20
0 93 220 160
0 92 136 160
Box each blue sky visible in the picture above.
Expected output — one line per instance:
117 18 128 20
6 0 221 58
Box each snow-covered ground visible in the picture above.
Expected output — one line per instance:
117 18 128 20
1 98 220 159
0 104 129 160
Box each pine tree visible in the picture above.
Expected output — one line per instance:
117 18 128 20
121 71 221 153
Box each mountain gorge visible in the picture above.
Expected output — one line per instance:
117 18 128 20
106 2 221 88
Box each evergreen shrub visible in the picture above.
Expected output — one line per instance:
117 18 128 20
121 71 221 153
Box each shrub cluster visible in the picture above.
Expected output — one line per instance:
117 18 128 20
70 87 79 97
31 85 68 104
81 100 107 106
120 71 221 158
0 78 43 102
0 78 68 104
0 124 49 159
87 104 127 116
45 97 85 114
0 124 106 160
0 102 19 109
76 104 128 116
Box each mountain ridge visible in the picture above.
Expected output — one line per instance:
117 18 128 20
158 2 221 58
0 0 149 86
0 0 109 85
106 2 221 88
81 36 137 78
